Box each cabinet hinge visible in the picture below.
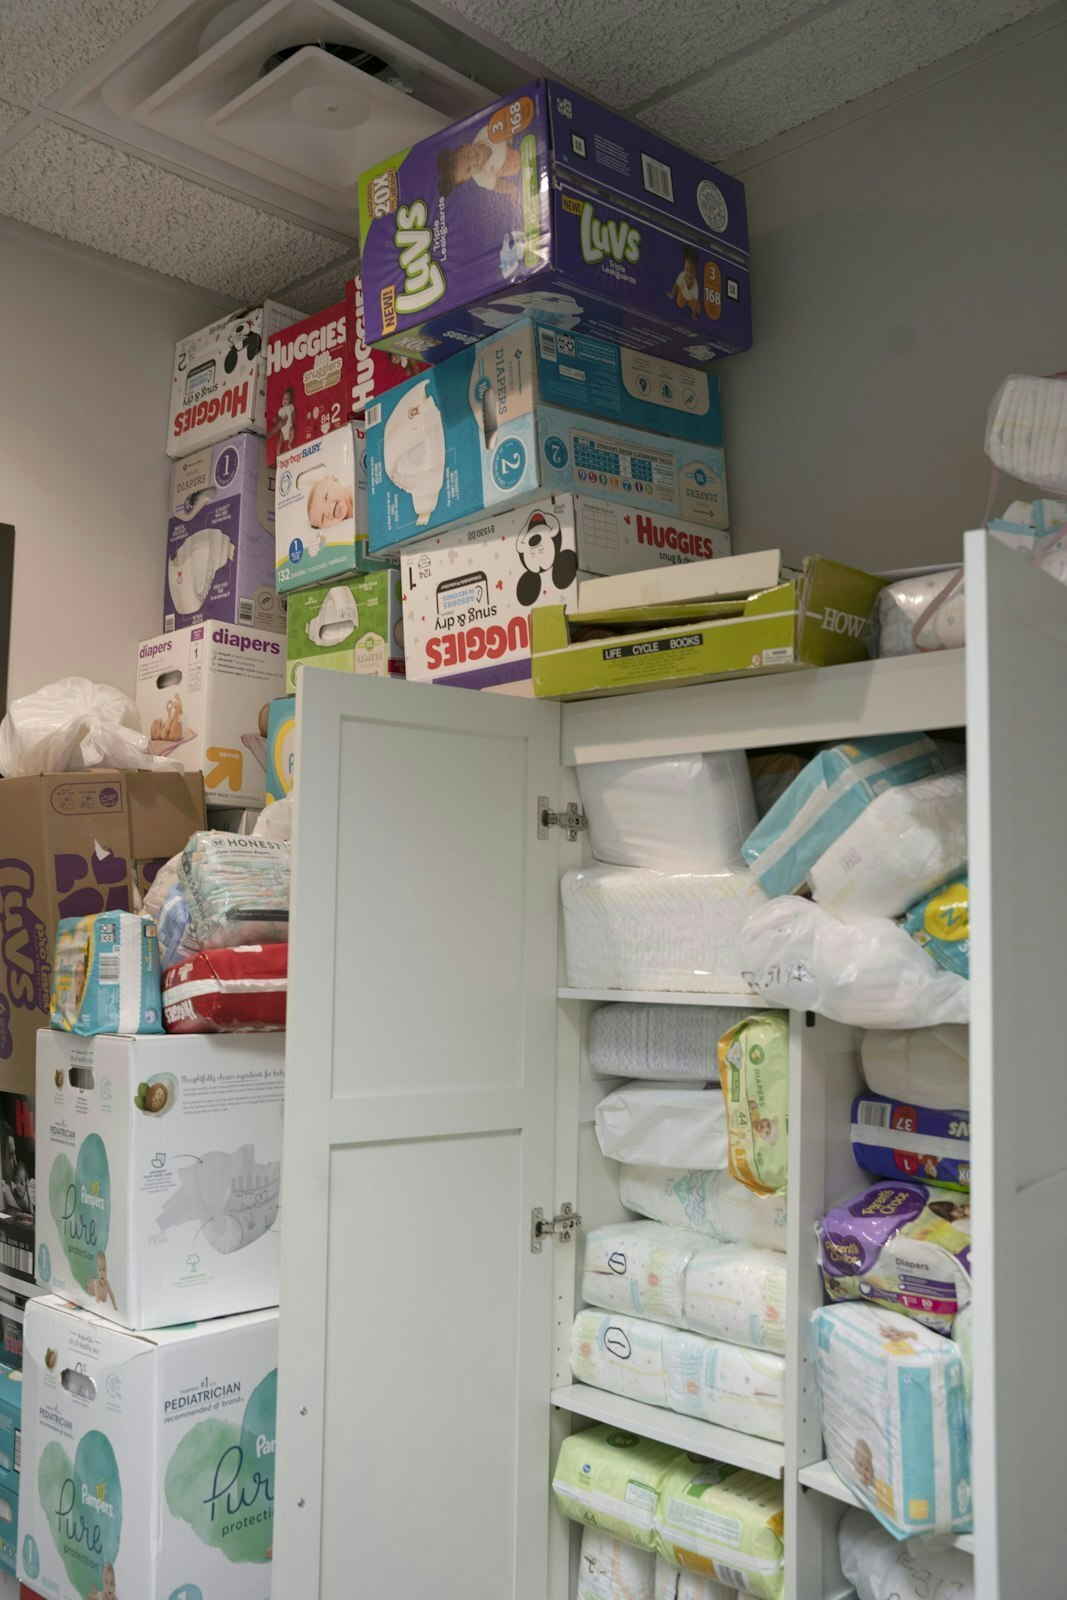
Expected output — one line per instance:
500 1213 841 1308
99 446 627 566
538 799 587 842
531 1202 582 1252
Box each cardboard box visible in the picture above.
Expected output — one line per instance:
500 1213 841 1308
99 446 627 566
35 1032 284 1330
576 546 779 613
530 556 887 699
265 299 349 466
345 274 426 415
274 423 396 593
164 436 283 635
167 299 301 459
19 1297 276 1600
134 625 285 810
0 773 205 1091
265 697 296 804
285 573 404 692
359 81 750 365
365 321 728 552
400 494 728 691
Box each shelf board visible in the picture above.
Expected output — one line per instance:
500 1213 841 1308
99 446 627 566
550 1383 785 1479
558 988 763 1007
798 1460 975 1552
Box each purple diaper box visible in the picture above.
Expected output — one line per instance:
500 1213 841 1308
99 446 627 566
164 434 285 635
359 81 751 369
851 1094 970 1191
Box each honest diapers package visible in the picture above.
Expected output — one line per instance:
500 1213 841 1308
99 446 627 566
19 1295 276 1600
284 571 404 691
275 423 393 592
35 1031 284 1330
167 299 301 459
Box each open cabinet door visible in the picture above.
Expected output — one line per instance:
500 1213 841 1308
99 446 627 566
274 673 563 1600
967 530 1067 1599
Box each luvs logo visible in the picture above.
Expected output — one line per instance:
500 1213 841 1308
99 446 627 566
394 202 445 316
0 859 50 1017
578 202 641 266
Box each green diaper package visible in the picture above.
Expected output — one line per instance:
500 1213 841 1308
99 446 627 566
553 1425 681 1550
284 570 404 690
718 1014 789 1196
653 1457 785 1600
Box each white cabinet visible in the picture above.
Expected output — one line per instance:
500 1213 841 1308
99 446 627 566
274 531 1065 1600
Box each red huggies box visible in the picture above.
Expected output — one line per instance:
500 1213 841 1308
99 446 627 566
345 273 426 416
265 301 350 466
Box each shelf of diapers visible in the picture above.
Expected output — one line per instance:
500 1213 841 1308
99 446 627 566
550 1383 786 1478
557 988 761 1005
797 1460 975 1554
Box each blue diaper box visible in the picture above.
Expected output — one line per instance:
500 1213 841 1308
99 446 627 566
266 695 296 804
0 1363 22 1499
365 319 728 552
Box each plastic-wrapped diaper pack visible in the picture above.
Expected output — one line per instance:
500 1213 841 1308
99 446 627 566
818 1180 972 1333
953 1304 974 1410
179 831 290 948
578 1528 656 1600
812 1304 971 1538
590 1004 745 1080
654 1459 785 1600
663 1329 786 1442
902 877 969 978
577 752 758 874
156 882 199 971
656 1567 739 1600
807 771 968 924
851 1094 969 1189
838 1508 974 1600
561 866 766 993
683 1244 787 1354
876 571 961 658
741 735 947 898
570 1309 670 1407
161 944 288 1032
740 897 969 1028
595 1083 729 1170
717 1014 788 1196
859 1026 969 1109
582 1222 708 1325
553 1424 680 1549
51 912 163 1035
619 1166 787 1253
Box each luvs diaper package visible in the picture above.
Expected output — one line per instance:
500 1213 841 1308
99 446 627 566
19 1295 276 1600
284 571 404 691
653 1458 785 1600
818 1180 972 1333
365 320 728 552
275 423 391 592
552 1424 681 1549
168 299 301 459
851 1094 970 1190
35 1030 284 1329
717 1015 788 1197
359 82 750 364
50 913 162 1036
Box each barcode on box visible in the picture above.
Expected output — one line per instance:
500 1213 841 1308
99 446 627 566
713 1567 747 1592
857 1101 893 1128
13 1432 19 1476
98 953 121 985
0 1244 31 1276
239 599 255 624
538 326 558 362
641 152 674 202
366 403 382 429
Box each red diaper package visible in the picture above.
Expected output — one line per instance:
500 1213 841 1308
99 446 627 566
265 300 349 465
162 945 287 1033
345 273 425 416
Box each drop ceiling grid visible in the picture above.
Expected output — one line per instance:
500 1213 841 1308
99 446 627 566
0 0 161 107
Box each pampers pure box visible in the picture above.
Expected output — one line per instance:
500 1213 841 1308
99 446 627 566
359 81 750 367
164 435 285 636
365 320 728 553
167 300 301 460
35 1031 284 1330
19 1296 276 1600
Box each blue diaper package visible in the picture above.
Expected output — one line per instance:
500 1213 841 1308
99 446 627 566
741 734 948 899
902 876 969 978
852 1093 970 1190
50 912 163 1035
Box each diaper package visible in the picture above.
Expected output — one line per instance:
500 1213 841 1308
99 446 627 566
167 298 300 458
570 1308 670 1407
162 944 288 1033
740 897 969 1029
179 832 290 949
276 422 392 592
653 1459 785 1600
265 693 296 803
812 1304 972 1539
155 883 198 971
50 913 163 1036
808 772 968 924
656 1565 739 1600
582 1222 708 1327
265 297 349 465
284 570 405 690
578 1528 656 1600
590 1005 745 1081
876 571 961 659
851 1094 970 1190
595 1084 729 1170
741 735 948 898
838 1508 974 1600
663 1329 785 1442
683 1244 787 1354
818 1180 972 1333
35 1030 284 1329
562 866 766 994
902 877 969 978
717 1015 788 1196
577 752 757 874
552 1424 681 1549
619 1166 787 1253
20 1295 277 1600
345 273 427 415
953 1304 974 1411
859 1026 969 1109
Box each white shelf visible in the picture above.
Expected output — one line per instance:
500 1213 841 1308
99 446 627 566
558 988 763 1006
550 1383 785 1479
798 1460 974 1553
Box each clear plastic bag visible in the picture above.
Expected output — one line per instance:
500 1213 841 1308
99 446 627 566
0 677 181 776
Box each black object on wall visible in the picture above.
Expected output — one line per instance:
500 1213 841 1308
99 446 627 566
0 526 12 717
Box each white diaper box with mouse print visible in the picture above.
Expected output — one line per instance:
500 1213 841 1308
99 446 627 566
164 435 285 637
274 423 395 594
167 299 301 460
134 625 285 810
401 493 729 692
19 1294 276 1600
34 1031 284 1332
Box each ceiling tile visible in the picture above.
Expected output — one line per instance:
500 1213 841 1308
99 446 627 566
643 0 1059 158
0 98 29 137
279 252 360 315
0 0 159 106
0 121 344 300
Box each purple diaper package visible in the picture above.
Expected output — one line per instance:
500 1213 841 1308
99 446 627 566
164 435 285 635
851 1094 970 1191
817 1180 972 1334
359 81 751 369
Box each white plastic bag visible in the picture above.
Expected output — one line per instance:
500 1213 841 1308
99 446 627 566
0 677 181 776
253 797 293 842
595 1083 728 1169
859 1025 969 1109
838 1508 973 1600
577 751 757 873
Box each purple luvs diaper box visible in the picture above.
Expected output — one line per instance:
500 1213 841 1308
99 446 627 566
359 81 751 368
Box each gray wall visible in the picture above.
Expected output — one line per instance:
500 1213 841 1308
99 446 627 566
718 7 1067 568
